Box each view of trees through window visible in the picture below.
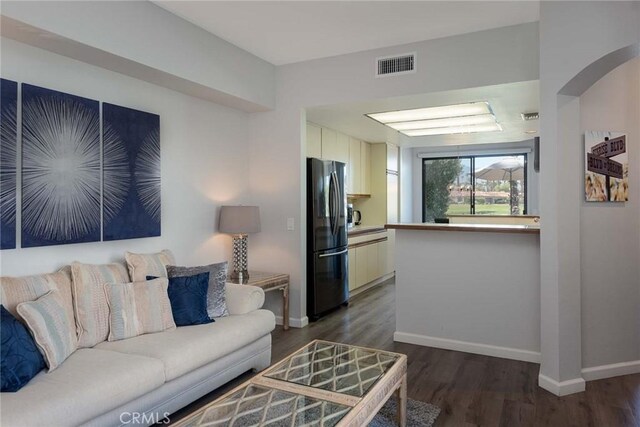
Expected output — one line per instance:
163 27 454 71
422 154 527 222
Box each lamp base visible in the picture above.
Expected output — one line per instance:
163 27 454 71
230 269 250 283
231 234 250 282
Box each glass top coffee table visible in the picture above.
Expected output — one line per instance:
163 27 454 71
173 340 408 426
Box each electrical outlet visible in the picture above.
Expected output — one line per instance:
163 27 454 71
287 217 295 231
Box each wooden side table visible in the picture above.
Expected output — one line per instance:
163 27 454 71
227 271 290 330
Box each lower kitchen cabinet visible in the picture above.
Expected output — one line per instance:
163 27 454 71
348 247 357 291
348 234 393 293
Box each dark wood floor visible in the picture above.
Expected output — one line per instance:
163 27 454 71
172 281 640 426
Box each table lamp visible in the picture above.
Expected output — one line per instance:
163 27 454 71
219 205 261 280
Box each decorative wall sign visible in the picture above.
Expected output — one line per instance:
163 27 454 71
0 79 18 249
585 131 628 202
21 84 101 247
102 103 160 240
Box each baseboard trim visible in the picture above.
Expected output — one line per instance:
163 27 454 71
393 331 541 363
538 374 586 396
582 360 640 382
275 315 309 329
349 273 395 298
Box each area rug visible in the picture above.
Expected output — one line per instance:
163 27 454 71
369 398 440 427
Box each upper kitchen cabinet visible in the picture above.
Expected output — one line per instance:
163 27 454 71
360 141 371 195
306 122 371 196
306 123 322 158
348 137 361 194
322 129 349 164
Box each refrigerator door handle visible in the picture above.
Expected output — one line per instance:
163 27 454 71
330 171 339 236
318 248 349 258
328 171 335 234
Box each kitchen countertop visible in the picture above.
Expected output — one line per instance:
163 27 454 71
385 223 540 235
347 225 387 237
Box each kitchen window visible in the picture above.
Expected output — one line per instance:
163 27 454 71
422 154 528 222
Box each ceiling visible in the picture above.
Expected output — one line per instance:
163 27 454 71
153 1 540 65
306 80 540 147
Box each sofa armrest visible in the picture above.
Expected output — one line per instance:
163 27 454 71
225 283 265 315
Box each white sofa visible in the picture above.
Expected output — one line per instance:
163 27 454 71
1 281 275 427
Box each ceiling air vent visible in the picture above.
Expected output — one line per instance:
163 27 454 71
521 112 539 121
376 53 416 77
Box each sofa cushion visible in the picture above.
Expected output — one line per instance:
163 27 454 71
97 309 275 381
155 271 213 326
17 290 78 372
167 262 229 318
0 267 75 332
0 348 165 427
125 249 175 282
1 305 46 392
104 278 176 341
71 262 130 348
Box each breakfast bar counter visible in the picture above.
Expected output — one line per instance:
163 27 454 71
387 221 541 363
385 222 540 234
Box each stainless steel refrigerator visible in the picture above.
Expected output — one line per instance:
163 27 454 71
307 158 348 321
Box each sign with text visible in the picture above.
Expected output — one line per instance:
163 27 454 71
591 135 626 158
587 153 623 179
584 131 628 202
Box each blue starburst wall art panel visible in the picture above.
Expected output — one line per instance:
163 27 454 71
1 79 18 250
102 103 160 241
21 84 101 248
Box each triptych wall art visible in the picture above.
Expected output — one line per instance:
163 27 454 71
0 80 161 249
1 79 18 250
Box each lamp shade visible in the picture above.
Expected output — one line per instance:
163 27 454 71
219 206 261 234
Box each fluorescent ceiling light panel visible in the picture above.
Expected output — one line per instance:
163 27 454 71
386 113 496 131
402 123 503 137
367 102 490 124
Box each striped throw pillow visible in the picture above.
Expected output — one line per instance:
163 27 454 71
0 267 76 334
125 250 175 282
71 262 130 347
17 290 78 372
104 278 176 341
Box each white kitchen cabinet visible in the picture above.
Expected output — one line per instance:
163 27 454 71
307 122 371 195
348 137 362 194
354 245 368 289
377 239 389 278
306 123 322 158
365 242 379 283
360 141 371 195
331 131 350 164
348 248 357 291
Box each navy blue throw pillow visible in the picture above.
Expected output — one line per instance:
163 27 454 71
147 273 213 326
1 305 46 392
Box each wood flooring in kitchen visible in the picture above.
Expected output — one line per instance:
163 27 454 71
171 280 640 427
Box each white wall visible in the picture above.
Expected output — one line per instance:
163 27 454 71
248 23 539 325
538 1 640 393
579 58 640 369
409 140 540 222
0 38 251 276
394 229 541 362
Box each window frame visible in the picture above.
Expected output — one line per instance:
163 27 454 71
421 152 528 222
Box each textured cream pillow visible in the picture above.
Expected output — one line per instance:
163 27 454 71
0 267 76 334
17 290 78 371
71 262 130 347
125 249 175 282
104 278 176 341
